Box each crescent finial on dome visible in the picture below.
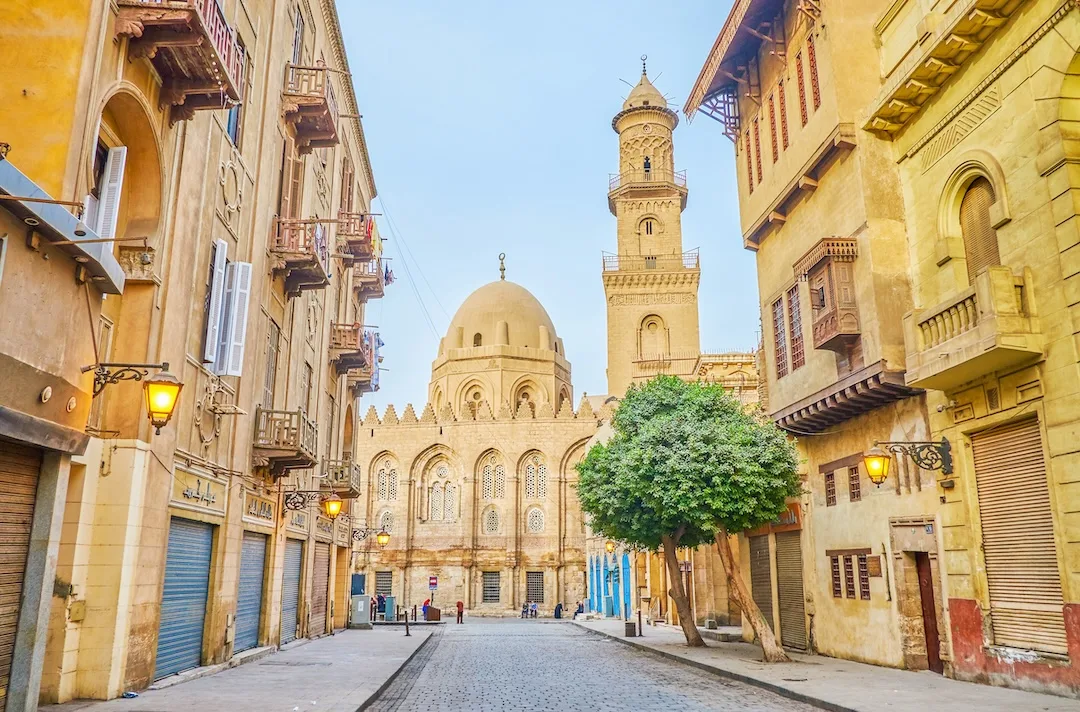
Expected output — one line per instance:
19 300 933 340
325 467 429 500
499 252 506 281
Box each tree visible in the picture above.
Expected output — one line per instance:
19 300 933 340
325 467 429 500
576 376 800 660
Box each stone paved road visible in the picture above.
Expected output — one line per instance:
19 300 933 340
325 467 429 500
366 620 817 712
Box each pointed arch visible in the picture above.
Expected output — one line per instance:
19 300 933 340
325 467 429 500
476 449 506 501
369 452 399 502
560 436 593 480
455 377 491 419
518 450 548 500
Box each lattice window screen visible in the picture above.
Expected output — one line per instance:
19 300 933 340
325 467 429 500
430 484 443 521
483 508 499 534
526 571 544 603
538 463 547 499
482 465 494 500
494 465 506 499
388 472 398 501
525 464 537 498
527 508 544 533
378 470 388 501
444 483 456 521
482 571 500 602
379 510 394 533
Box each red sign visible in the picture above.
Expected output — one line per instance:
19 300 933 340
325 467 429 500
428 576 438 590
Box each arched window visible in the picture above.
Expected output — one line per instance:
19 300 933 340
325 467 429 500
523 454 547 499
379 510 394 533
639 315 666 359
482 463 494 500
495 463 505 498
473 332 482 347
527 507 545 533
388 472 398 501
483 508 499 534
429 483 443 521
377 459 397 501
643 156 651 175
526 463 537 498
444 483 456 521
959 176 1001 284
642 219 655 236
481 455 505 500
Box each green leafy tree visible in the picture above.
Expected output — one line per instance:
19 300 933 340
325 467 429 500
576 376 800 660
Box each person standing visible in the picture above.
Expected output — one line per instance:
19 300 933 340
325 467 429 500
554 602 563 619
456 600 464 624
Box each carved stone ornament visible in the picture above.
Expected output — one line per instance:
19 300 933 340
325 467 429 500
193 375 230 447
117 245 157 283
307 302 319 343
219 160 243 213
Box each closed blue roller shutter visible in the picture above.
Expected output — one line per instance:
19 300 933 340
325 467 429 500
281 539 303 644
155 518 214 680
235 531 267 652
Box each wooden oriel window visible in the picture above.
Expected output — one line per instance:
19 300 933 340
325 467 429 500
857 554 871 600
796 53 808 126
807 34 821 111
753 118 763 183
959 176 1002 285
768 94 779 163
745 130 754 194
830 556 842 598
848 466 861 502
825 471 836 506
778 79 789 149
787 285 804 370
843 556 856 599
772 297 788 378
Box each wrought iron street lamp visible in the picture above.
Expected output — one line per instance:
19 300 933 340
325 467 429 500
352 525 390 547
863 438 953 487
321 493 343 520
82 361 183 434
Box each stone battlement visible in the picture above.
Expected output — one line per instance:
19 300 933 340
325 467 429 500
362 394 613 428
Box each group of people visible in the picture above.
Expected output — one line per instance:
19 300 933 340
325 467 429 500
519 600 587 619
368 594 587 623
520 600 540 618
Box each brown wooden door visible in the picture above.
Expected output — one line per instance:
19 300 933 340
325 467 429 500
0 441 40 705
309 542 330 637
915 553 943 674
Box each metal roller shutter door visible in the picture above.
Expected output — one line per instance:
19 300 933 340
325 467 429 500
281 539 303 644
155 518 214 679
0 442 40 706
749 535 773 631
235 531 267 653
775 531 807 650
972 418 1066 653
310 542 330 637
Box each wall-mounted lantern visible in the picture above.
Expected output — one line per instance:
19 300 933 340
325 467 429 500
863 438 953 487
82 361 183 434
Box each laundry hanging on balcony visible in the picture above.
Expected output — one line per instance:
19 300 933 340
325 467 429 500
384 264 395 285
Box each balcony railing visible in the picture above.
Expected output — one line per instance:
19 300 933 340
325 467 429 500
602 250 700 272
346 330 380 395
331 324 374 375
321 458 362 499
282 62 339 153
116 0 242 122
252 407 318 477
608 169 687 191
353 258 385 300
903 267 1044 391
336 211 375 265
270 218 330 295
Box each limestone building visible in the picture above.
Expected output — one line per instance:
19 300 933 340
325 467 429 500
356 269 599 615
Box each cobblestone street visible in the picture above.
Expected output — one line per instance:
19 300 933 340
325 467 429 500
366 621 815 712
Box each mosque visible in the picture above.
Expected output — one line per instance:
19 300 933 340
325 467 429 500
355 66 757 619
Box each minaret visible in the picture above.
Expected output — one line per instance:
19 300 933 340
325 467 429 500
604 59 700 396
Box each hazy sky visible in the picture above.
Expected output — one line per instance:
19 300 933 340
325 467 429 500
337 0 752 410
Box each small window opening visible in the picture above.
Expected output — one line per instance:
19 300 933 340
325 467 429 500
473 333 482 347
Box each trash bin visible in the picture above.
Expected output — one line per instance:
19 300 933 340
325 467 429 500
624 621 636 637
428 607 441 622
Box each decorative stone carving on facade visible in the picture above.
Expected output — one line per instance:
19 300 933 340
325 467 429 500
383 404 400 425
438 403 456 423
577 396 594 419
497 401 514 419
117 246 158 283
919 84 1001 171
557 398 575 419
419 403 436 424
363 405 380 426
515 401 533 419
536 402 555 419
476 400 494 420
400 404 418 424
219 159 243 213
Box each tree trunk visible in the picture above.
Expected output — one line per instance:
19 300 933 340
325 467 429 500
660 533 705 647
714 528 791 662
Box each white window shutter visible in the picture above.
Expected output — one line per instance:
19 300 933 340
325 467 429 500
203 239 228 364
97 146 127 238
216 261 236 374
83 194 99 236
224 262 252 377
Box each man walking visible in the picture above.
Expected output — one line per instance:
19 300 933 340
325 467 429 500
456 600 464 624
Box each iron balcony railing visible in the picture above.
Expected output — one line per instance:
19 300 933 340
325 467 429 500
608 169 687 191
602 249 700 272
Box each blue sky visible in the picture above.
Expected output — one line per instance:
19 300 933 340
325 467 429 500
337 0 753 410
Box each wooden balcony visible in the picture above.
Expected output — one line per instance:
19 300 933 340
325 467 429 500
329 322 368 375
270 218 330 296
607 169 688 213
252 407 317 477
282 62 339 154
321 458 362 499
903 267 1043 392
352 259 385 301
346 331 380 395
115 0 242 124
336 212 374 267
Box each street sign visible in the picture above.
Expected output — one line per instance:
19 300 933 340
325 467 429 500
678 561 693 573
429 576 438 590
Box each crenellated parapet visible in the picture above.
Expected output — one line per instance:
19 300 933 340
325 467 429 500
363 394 609 429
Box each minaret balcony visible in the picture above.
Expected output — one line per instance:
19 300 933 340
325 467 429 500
321 457 362 499
252 407 318 478
602 250 700 273
115 0 243 124
270 217 331 296
608 169 688 212
282 62 340 154
352 258 385 301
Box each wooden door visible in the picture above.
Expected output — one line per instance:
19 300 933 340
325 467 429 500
915 552 943 674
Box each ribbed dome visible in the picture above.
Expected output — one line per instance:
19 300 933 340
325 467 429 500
623 73 667 110
445 279 558 351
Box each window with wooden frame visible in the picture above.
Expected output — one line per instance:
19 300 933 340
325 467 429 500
340 156 355 213
830 556 842 597
778 79 789 149
772 297 788 378
857 554 871 600
752 118 763 183
291 6 305 64
787 284 804 370
301 362 313 413
796 53 808 126
807 34 821 111
959 176 1002 285
768 94 778 163
744 130 754 194
843 556 856 599
263 318 280 408
825 471 836 506
848 465 861 502
226 39 247 147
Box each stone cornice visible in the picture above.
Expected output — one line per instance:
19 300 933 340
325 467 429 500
602 271 700 289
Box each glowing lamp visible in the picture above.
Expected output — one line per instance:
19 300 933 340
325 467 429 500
376 530 391 548
143 367 183 434
605 540 616 554
863 446 891 486
322 493 343 520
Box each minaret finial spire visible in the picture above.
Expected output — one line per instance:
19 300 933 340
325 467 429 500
499 252 506 280
641 54 648 76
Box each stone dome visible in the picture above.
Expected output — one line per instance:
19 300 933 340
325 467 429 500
445 279 558 351
622 73 667 110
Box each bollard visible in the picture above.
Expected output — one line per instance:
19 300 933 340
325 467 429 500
404 610 411 637
413 604 417 621
638 608 644 637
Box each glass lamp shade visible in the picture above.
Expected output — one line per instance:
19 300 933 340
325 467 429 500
143 369 183 434
322 493 343 520
605 540 616 554
863 446 891 486
376 530 390 548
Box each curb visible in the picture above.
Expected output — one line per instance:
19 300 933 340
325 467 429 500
574 623 857 712
148 644 278 691
355 630 436 711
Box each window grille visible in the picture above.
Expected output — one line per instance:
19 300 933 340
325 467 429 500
379 510 394 533
825 472 836 506
772 298 788 378
527 508 544 533
768 94 778 162
388 472 398 501
482 571 500 602
494 464 505 499
526 571 544 603
378 470 388 501
848 466 861 502
858 555 871 600
526 464 537 499
752 118 762 183
796 53 808 126
483 508 499 534
787 285 804 370
430 484 443 521
375 571 392 596
537 463 547 499
807 34 821 110
745 130 754 194
444 483 456 521
843 556 856 599
830 556 842 597
778 80 789 149
482 464 494 500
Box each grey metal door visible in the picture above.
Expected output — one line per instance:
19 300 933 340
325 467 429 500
235 531 267 652
749 534 774 632
309 542 330 637
775 531 807 650
280 539 303 644
155 518 214 679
